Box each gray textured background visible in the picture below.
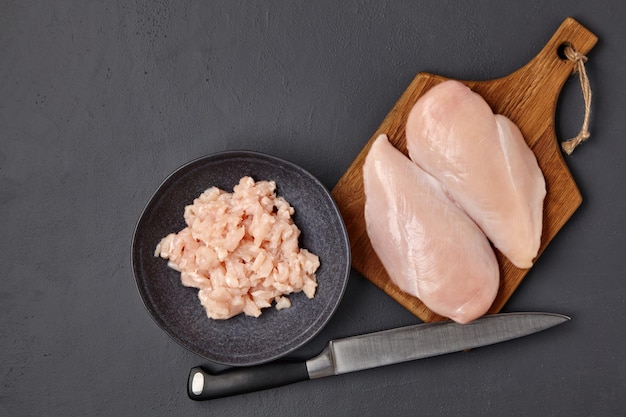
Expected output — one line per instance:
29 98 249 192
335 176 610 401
2 1 625 416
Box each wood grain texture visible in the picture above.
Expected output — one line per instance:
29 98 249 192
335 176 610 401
331 18 598 322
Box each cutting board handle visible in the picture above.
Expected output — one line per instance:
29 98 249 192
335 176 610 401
469 17 597 149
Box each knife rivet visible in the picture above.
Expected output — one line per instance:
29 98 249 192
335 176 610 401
191 371 204 395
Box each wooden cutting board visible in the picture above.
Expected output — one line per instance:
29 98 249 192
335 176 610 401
331 18 598 322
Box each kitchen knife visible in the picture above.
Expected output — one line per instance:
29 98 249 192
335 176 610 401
188 312 569 400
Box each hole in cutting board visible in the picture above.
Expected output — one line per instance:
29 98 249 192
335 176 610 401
557 42 573 60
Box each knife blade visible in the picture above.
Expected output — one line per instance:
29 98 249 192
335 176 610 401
187 312 569 400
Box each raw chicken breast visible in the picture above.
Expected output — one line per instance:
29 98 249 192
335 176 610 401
406 80 546 268
363 134 499 324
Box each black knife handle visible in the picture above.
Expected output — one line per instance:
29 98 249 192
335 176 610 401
188 361 310 401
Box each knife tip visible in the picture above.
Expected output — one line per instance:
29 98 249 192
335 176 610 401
543 312 571 326
554 313 571 321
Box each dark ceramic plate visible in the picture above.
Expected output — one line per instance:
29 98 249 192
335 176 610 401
131 151 350 366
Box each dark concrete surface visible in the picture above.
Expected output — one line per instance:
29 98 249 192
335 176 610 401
2 1 625 415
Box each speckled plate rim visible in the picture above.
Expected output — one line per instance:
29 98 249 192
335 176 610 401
131 150 351 366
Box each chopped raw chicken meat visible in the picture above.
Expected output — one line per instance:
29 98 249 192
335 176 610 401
155 176 320 320
363 134 500 324
406 80 546 268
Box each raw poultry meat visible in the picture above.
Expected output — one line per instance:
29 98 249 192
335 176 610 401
155 177 319 320
406 80 546 268
363 134 500 324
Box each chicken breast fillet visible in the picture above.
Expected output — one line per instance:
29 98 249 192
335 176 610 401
406 80 546 268
363 134 500 324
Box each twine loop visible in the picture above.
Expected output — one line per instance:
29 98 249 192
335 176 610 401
561 45 592 155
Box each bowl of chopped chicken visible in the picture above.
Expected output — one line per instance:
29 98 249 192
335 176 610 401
132 150 350 366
